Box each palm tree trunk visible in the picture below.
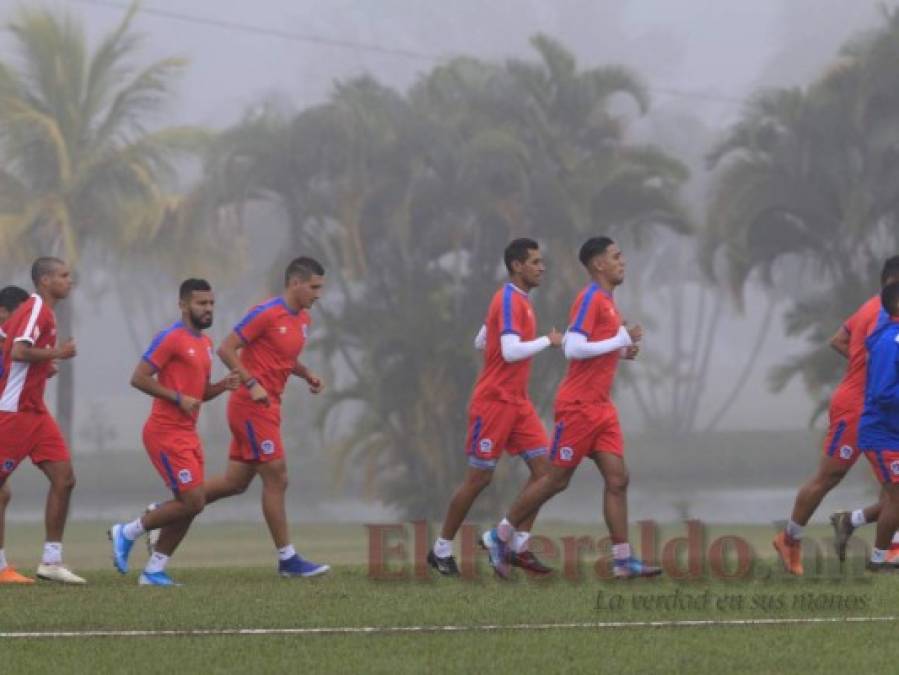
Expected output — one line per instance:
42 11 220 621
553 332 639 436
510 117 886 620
55 296 75 446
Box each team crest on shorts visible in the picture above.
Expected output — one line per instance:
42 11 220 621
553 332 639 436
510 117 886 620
479 438 493 455
559 447 574 462
839 445 853 460
891 461 899 476
1 459 14 472
178 469 193 484
261 440 276 455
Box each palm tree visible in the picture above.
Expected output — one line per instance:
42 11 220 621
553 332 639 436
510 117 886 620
0 2 206 440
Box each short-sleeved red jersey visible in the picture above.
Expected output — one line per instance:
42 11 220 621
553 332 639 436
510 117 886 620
556 283 622 406
471 283 537 403
142 321 213 429
230 297 310 407
831 295 882 414
0 295 57 414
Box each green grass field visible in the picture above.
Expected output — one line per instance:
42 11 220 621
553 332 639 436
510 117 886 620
0 521 894 674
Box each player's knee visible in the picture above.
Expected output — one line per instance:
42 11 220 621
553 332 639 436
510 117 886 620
183 492 206 516
606 471 629 494
52 470 76 492
546 472 571 495
468 470 493 490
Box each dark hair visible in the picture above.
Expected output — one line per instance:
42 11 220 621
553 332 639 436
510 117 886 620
882 282 899 317
881 255 899 285
504 238 539 274
0 285 29 313
285 257 325 285
30 257 64 286
578 237 615 268
179 278 212 300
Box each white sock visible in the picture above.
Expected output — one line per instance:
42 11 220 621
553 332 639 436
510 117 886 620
512 531 531 554
277 544 296 562
145 552 169 574
850 509 867 528
497 518 514 543
123 518 146 541
433 537 453 558
785 520 803 541
42 542 62 565
612 542 631 561
892 531 899 546
871 547 887 564
0 548 7 571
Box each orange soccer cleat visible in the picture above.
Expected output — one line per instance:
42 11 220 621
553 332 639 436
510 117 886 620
773 531 803 576
0 566 35 584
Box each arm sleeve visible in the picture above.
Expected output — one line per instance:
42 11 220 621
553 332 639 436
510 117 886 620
234 305 272 344
474 324 487 351
501 290 523 336
563 327 633 360
12 300 44 345
500 333 551 362
142 331 175 372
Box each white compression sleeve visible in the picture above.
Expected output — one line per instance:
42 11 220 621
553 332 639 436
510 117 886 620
563 327 633 360
500 333 551 363
474 324 487 351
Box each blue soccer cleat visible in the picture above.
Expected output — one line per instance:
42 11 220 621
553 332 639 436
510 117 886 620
138 571 181 586
108 523 134 574
278 554 331 578
613 556 662 579
480 529 511 579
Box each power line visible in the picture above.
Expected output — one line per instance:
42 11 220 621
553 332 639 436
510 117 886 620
68 0 743 106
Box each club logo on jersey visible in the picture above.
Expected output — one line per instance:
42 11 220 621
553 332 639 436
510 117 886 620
178 469 193 484
278 326 288 335
891 461 899 476
559 446 574 462
479 438 493 455
839 445 853 460
261 440 276 455
1 459 14 473
187 348 196 357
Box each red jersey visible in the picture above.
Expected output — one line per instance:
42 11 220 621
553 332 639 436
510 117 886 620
831 295 882 413
0 295 57 414
471 283 537 403
556 283 622 406
142 321 213 429
230 297 310 407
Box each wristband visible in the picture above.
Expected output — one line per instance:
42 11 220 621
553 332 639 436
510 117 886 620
174 391 182 406
244 377 258 389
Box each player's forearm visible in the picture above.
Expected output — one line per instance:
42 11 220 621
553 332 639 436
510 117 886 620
293 361 310 379
500 334 551 362
130 372 179 404
203 380 228 401
563 327 633 360
829 329 850 359
10 342 61 363
217 344 252 384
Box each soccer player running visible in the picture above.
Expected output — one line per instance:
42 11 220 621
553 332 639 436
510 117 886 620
0 285 33 584
0 258 83 584
858 282 899 571
483 237 660 579
109 279 239 585
202 257 330 578
773 256 899 575
429 238 562 576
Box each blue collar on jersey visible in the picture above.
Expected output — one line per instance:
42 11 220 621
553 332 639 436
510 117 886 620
505 282 530 298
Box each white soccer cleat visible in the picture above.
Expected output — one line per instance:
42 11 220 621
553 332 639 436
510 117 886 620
36 563 87 585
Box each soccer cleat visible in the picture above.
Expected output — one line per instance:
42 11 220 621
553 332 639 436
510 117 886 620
830 511 854 562
144 502 160 556
0 566 34 584
108 523 135 574
885 545 899 564
427 550 460 576
510 550 553 575
36 564 86 584
278 554 331 578
139 571 180 586
866 559 899 573
773 531 803 576
480 529 511 579
613 557 662 579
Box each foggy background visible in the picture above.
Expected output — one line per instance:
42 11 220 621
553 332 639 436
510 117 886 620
0 0 894 526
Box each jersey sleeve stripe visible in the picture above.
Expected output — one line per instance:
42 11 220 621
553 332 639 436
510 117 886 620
501 286 519 336
569 284 598 334
13 295 43 345
141 321 181 369
234 298 280 343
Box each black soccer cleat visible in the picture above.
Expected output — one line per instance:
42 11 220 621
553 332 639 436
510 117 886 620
830 511 854 562
510 550 553 575
427 550 460 576
866 559 899 573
